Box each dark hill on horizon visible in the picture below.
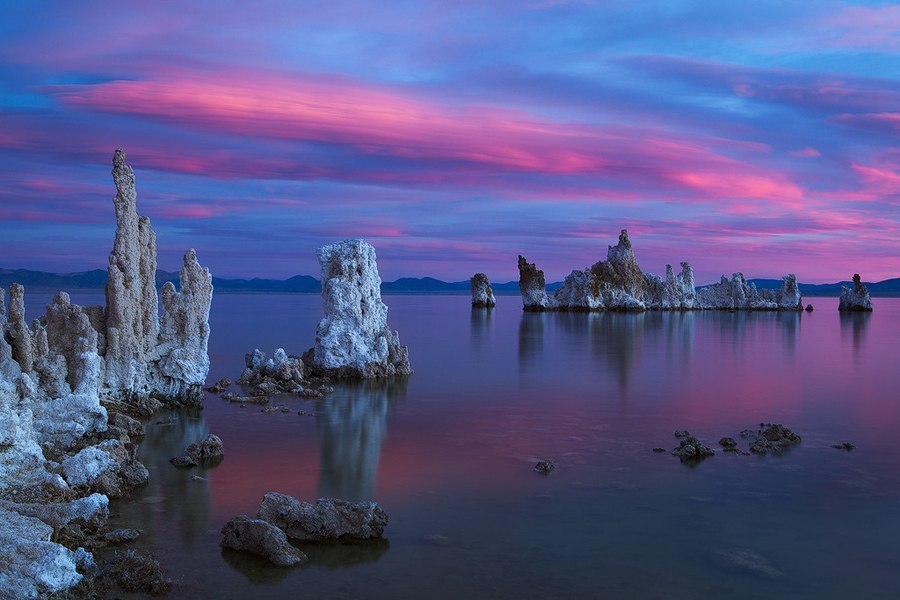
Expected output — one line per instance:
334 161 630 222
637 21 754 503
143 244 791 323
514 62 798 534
1 268 898 297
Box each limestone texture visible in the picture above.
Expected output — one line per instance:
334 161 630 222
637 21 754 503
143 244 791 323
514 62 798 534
221 516 308 566
518 229 803 312
0 149 212 597
239 348 305 395
257 492 389 541
470 273 496 308
839 274 873 312
306 240 411 378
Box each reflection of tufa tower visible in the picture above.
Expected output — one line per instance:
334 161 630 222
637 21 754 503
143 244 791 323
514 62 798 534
316 381 406 501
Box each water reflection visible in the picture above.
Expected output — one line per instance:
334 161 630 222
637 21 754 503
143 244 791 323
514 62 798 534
470 307 492 350
129 409 212 548
840 311 871 356
316 379 408 501
518 312 545 369
517 309 807 393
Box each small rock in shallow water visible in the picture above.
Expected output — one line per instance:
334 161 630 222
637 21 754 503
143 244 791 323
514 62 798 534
749 423 801 455
671 431 715 461
714 548 784 579
102 528 142 545
170 433 224 467
832 442 856 451
221 515 308 566
652 447 667 453
805 303 814 312
719 437 737 448
534 459 555 474
205 378 232 393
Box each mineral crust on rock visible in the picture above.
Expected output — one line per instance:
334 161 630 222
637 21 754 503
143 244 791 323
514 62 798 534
306 240 411 378
470 273 496 308
838 274 873 312
518 229 803 312
0 149 213 597
240 348 305 394
257 492 389 541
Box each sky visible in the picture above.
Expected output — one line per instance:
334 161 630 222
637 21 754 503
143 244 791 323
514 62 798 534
0 0 898 284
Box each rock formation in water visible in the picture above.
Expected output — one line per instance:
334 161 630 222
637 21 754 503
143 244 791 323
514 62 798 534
671 430 715 461
257 492 389 541
695 273 802 311
305 240 411 378
518 229 803 312
221 516 308 566
0 149 213 597
838 274 873 312
518 255 553 310
470 273 496 308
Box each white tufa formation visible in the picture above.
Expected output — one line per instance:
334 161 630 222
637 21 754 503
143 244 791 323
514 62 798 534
838 274 873 312
518 229 803 312
0 149 212 598
307 240 411 378
470 273 496 308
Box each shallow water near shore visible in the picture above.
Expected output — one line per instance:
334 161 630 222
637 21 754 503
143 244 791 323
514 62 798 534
23 294 900 598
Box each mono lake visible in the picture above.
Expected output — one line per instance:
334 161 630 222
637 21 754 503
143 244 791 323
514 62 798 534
23 293 900 599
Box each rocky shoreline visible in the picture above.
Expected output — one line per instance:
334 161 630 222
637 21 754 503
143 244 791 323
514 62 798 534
1 150 212 598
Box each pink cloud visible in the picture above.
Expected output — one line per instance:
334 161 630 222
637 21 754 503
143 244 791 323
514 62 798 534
822 5 900 51
832 112 900 134
790 147 821 158
40 69 803 203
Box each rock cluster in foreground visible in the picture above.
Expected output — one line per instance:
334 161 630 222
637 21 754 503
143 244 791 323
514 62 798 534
838 274 873 312
222 492 389 566
470 273 496 308
0 149 212 598
519 229 803 312
304 239 411 379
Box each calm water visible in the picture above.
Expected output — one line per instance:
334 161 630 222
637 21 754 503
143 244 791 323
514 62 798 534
22 293 900 598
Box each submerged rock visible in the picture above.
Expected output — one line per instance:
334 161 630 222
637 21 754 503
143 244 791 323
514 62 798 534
470 273 496 308
832 442 856 451
221 516 308 566
714 547 784 579
205 378 232 394
306 240 411 378
106 549 172 595
839 274 873 312
533 459 555 474
257 492 389 541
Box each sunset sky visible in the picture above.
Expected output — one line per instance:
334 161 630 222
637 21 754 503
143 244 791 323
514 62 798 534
1 1 898 283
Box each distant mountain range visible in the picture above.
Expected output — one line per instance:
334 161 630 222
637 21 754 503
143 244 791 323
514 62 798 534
1 268 898 296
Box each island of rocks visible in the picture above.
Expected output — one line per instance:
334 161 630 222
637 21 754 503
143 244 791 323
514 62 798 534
518 229 803 312
238 239 411 391
838 274 873 311
0 149 213 598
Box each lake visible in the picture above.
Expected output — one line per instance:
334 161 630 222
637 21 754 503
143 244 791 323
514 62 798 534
23 293 900 598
